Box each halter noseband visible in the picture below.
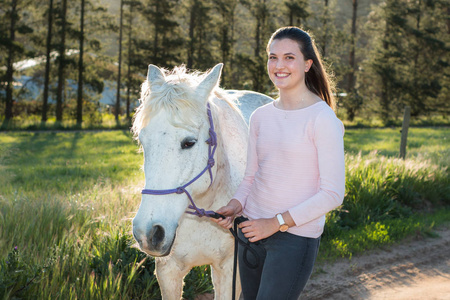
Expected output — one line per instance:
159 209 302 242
141 103 218 218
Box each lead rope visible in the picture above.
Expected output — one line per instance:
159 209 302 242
210 215 260 300
232 218 239 300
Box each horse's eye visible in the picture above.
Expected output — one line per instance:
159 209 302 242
181 138 197 149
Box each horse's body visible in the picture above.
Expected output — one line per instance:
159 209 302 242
132 64 272 300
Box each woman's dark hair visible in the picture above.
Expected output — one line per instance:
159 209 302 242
267 26 336 111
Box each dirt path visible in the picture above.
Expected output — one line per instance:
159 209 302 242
195 225 450 300
302 225 450 300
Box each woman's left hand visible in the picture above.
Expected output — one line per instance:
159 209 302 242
239 217 279 242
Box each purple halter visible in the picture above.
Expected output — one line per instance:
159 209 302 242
141 103 218 218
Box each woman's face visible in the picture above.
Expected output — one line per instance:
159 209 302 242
267 38 312 92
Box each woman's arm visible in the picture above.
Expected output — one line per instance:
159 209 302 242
288 109 345 226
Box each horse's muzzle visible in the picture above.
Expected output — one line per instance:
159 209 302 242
133 223 175 257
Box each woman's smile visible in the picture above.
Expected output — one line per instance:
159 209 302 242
275 72 290 78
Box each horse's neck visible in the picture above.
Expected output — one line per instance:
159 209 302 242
205 98 248 208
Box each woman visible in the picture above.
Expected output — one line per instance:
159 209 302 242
213 26 345 299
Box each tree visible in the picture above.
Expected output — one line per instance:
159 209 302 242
212 0 237 87
186 0 213 70
41 0 54 124
284 0 309 27
239 0 273 93
115 0 124 123
125 0 142 121
364 0 449 121
4 0 18 124
319 0 330 57
343 0 362 121
76 0 85 126
132 0 182 71
1 0 34 126
55 0 68 123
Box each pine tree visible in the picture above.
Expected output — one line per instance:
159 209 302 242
124 0 142 121
364 0 449 121
136 0 182 70
1 0 34 126
41 0 54 124
239 0 273 93
76 0 85 126
212 0 237 87
343 0 362 121
284 0 309 27
4 0 19 124
55 0 68 123
115 0 123 123
185 0 213 70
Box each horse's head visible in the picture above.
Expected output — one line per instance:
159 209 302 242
132 64 223 257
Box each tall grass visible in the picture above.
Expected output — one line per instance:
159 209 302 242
0 127 449 299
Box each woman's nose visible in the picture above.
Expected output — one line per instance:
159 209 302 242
275 59 284 69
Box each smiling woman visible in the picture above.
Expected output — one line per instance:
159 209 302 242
213 26 344 300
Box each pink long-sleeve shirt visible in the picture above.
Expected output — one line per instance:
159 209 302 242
233 101 345 238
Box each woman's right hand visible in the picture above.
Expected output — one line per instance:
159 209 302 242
211 199 242 229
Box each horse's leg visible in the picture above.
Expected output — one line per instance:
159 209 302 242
155 258 189 300
211 255 241 300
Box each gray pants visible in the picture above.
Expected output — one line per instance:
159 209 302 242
238 229 320 300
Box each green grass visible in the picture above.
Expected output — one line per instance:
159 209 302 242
1 114 132 131
0 127 449 299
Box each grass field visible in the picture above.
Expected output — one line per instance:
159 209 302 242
0 127 449 299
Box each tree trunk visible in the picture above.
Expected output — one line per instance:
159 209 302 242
187 0 196 69
56 0 68 123
346 0 358 121
42 0 54 124
152 1 159 62
126 3 133 121
76 0 85 126
322 0 329 57
4 0 18 123
347 0 357 93
115 0 124 122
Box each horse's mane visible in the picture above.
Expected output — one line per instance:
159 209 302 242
132 65 240 140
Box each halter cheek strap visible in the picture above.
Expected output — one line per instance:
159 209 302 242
141 103 218 218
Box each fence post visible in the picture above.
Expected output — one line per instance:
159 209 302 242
400 106 411 159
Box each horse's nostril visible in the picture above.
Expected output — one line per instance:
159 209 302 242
149 225 165 248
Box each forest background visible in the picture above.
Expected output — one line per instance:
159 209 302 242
1 0 449 129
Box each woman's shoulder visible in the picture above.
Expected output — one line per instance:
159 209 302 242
311 101 344 134
249 101 275 120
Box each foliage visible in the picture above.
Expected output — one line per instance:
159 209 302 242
2 0 449 125
361 0 449 121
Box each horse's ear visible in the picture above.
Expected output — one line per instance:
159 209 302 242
147 64 165 88
197 63 223 99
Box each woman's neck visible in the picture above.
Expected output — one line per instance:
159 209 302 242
277 85 320 110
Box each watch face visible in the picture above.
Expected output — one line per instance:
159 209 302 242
280 224 289 232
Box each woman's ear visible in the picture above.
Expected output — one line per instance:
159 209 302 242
305 59 313 72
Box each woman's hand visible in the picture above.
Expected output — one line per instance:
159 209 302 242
239 217 279 242
211 199 242 229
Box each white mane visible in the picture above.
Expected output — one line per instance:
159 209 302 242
131 65 240 140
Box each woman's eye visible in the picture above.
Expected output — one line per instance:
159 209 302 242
269 56 276 60
181 138 197 149
286 56 294 60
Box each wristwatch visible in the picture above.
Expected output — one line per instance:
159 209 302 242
276 213 289 232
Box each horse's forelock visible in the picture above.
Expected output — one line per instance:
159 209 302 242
132 67 208 140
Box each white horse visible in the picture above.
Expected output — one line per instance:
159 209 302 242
131 63 272 300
